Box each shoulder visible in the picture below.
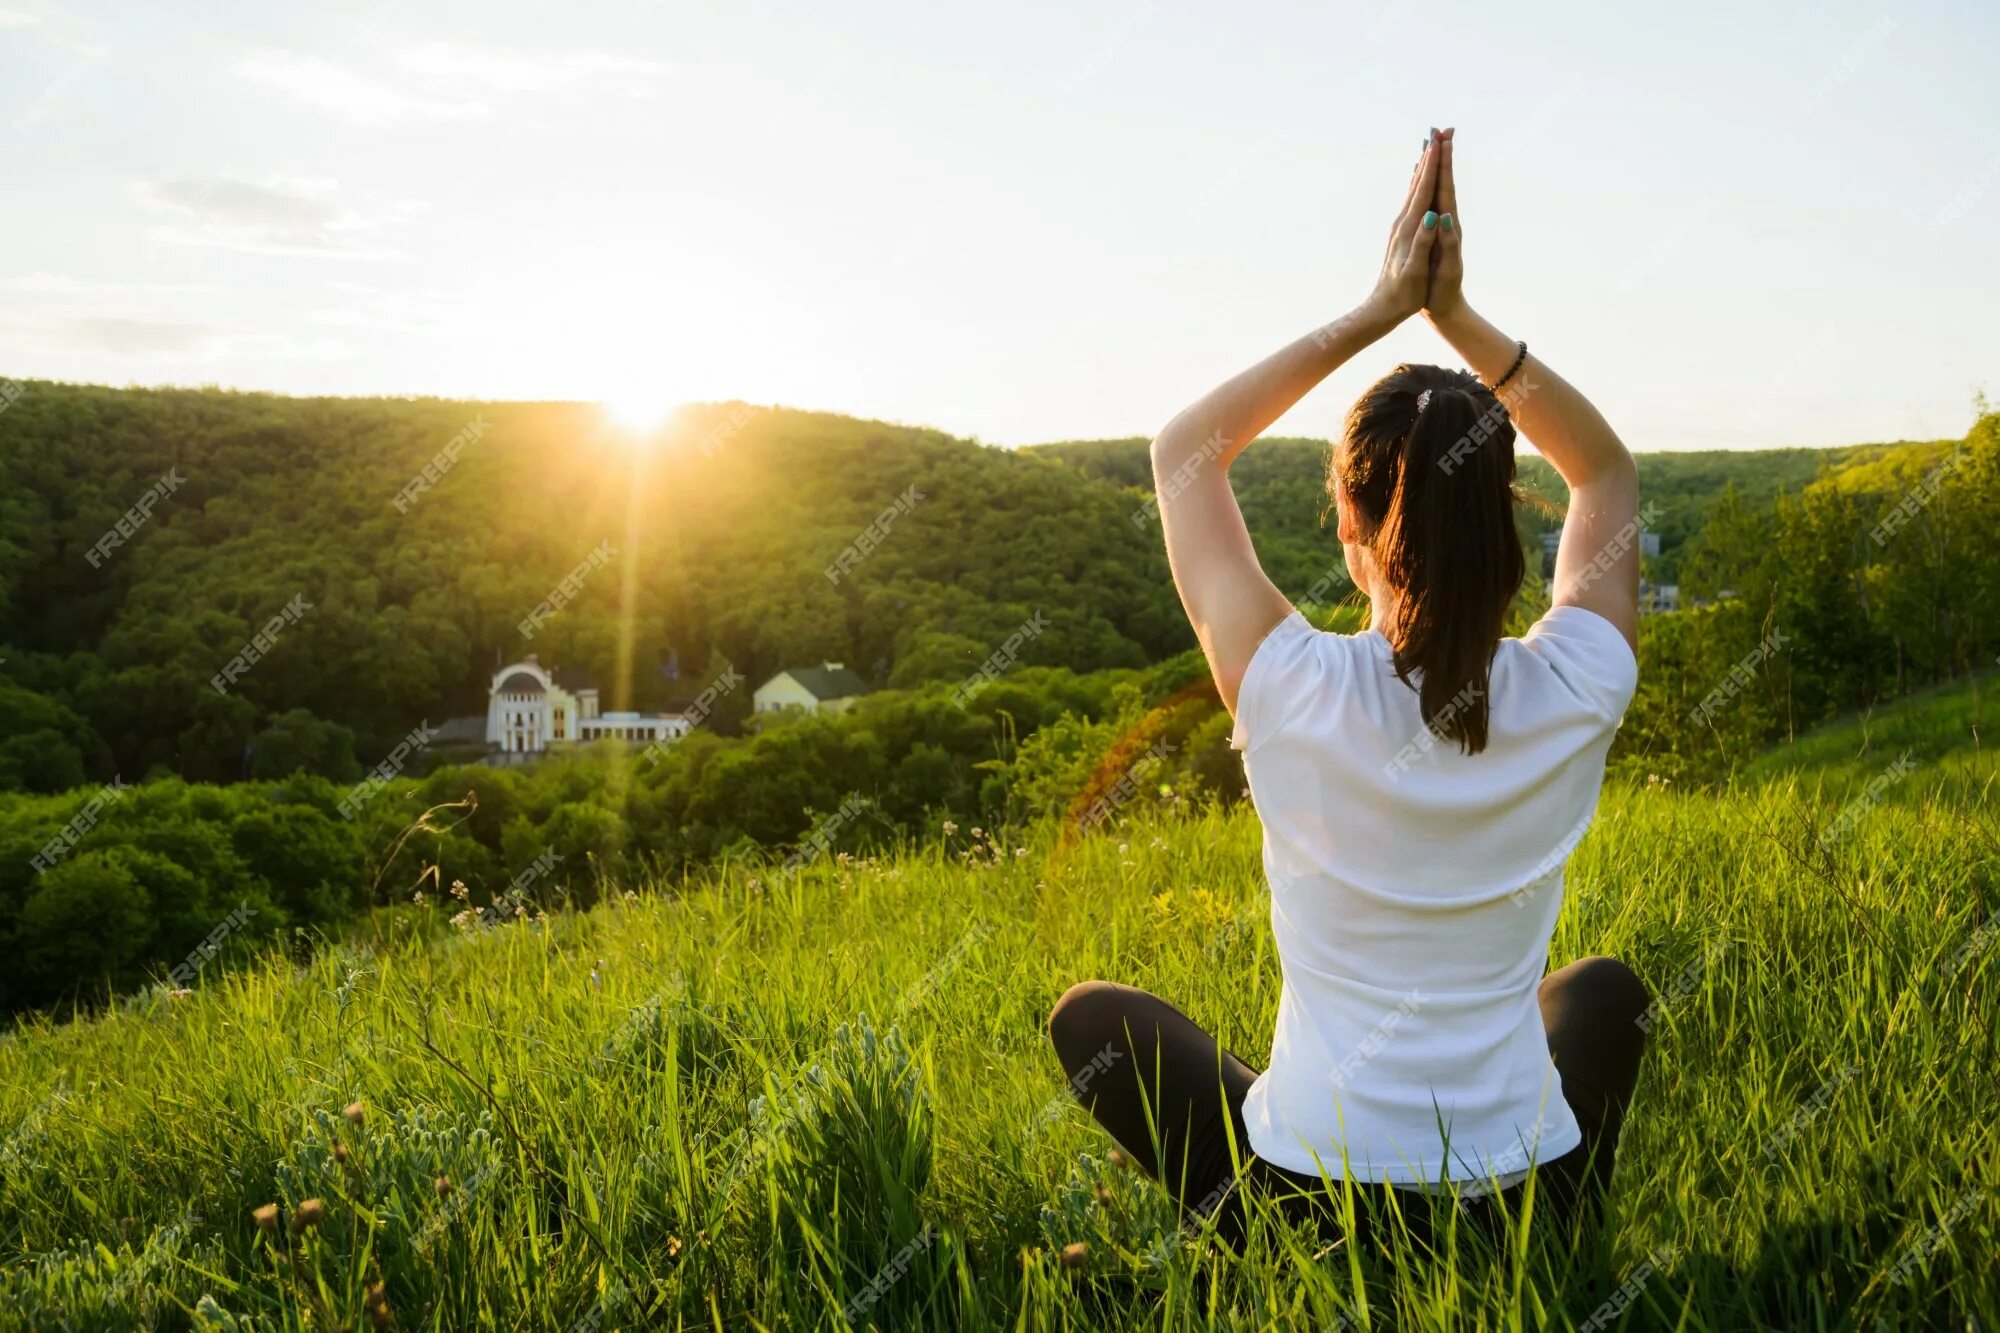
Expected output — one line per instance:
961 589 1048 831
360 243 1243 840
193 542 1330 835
1229 612 1366 752
1515 604 1640 721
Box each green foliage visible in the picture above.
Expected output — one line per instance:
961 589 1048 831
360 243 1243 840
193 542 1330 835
0 692 1993 1328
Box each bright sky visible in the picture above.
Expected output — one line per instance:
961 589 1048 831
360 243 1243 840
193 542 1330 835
3 1 1995 451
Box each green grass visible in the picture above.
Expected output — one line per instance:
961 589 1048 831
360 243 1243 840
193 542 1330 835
2 686 1996 1330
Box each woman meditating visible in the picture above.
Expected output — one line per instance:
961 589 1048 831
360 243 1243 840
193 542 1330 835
1048 128 1651 1250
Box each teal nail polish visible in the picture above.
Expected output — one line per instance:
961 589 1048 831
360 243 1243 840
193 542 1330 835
1422 210 1438 229
1441 213 1454 231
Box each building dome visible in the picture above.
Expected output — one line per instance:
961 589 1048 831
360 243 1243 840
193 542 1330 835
496 670 546 695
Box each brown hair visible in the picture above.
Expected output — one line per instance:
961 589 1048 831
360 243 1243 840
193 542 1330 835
1333 363 1523 754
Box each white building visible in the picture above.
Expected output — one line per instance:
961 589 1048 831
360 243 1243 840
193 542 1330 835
486 655 690 755
752 662 870 716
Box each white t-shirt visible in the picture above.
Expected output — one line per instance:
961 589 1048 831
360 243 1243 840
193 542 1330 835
1230 604 1638 1188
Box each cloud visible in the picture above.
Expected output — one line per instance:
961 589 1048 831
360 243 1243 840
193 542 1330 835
235 49 489 126
0 309 351 362
140 176 409 259
0 311 217 356
0 9 41 27
392 42 666 96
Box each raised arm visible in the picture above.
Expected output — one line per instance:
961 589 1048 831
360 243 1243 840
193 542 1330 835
1154 132 1448 712
1420 135 1642 654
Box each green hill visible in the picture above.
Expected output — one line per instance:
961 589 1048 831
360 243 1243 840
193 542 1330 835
1025 435 1941 581
0 385 1189 786
0 691 1991 1327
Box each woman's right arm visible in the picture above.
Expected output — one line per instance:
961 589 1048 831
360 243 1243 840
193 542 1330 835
1421 134 1642 653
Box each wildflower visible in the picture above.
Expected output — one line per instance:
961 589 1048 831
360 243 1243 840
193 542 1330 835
449 879 470 901
413 889 425 905
1094 1186 1113 1207
1060 1241 1090 1269
1015 847 1028 859
167 988 193 1000
343 1102 365 1126
290 1198 326 1233
332 1142 349 1164
666 1234 683 1258
1108 1148 1131 1170
434 1174 451 1197
941 820 958 837
252 1203 280 1234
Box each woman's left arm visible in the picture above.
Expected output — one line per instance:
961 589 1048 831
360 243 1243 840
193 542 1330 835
1152 131 1445 713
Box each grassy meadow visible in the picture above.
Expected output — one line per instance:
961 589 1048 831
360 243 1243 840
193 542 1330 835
1 681 1995 1331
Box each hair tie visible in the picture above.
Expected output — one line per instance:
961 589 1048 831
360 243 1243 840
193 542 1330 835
1416 389 1433 413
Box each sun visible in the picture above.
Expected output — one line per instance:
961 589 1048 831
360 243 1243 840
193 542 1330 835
601 387 683 434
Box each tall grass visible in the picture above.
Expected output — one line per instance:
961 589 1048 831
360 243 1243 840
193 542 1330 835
1 691 1994 1330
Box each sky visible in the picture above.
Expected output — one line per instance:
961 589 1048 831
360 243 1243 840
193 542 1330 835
2 0 1996 452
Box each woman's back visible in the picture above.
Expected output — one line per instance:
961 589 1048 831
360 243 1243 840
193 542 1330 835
1230 604 1638 1183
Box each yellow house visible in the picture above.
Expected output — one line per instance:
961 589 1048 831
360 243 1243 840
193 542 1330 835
753 662 870 716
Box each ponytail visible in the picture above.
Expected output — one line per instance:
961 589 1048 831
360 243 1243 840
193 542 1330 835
1336 366 1523 754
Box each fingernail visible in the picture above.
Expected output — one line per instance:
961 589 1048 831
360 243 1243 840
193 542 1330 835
1441 213 1454 231
1422 210 1438 230
1430 126 1439 139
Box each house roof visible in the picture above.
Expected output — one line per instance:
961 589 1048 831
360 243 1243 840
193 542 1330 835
553 665 598 691
433 716 489 744
772 664 869 701
496 670 546 695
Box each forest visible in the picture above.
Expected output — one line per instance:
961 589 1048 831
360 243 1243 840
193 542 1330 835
1 381 1994 1015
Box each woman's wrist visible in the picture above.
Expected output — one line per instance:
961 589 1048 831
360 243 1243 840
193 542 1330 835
1422 297 1475 337
1344 298 1406 344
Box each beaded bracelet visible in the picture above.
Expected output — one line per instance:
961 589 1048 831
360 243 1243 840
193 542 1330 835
1491 340 1528 393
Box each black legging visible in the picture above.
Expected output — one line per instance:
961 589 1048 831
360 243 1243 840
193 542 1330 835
1046 956 1651 1252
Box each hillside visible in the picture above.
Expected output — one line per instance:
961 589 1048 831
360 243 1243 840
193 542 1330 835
0 694 1992 1328
0 385 1187 786
1025 435 1932 580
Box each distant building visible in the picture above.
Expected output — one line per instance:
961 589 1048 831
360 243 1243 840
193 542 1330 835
1540 528 1662 578
486 654 689 756
1640 581 1680 615
753 662 870 716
